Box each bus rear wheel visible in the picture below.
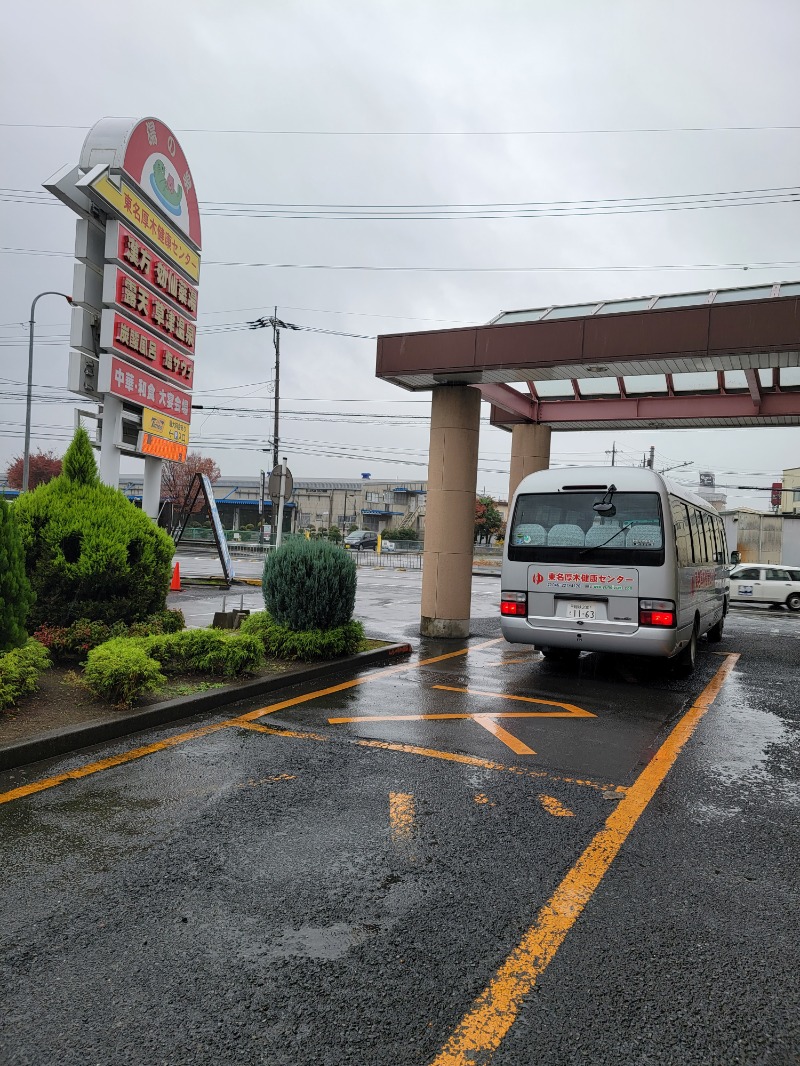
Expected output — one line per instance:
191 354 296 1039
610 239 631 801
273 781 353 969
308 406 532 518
540 647 581 661
707 615 724 642
673 624 698 677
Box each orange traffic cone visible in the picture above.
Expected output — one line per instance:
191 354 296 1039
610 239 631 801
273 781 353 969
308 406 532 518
170 562 181 591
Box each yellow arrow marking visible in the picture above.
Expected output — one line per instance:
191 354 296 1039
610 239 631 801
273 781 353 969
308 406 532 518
329 688 594 756
432 686 595 717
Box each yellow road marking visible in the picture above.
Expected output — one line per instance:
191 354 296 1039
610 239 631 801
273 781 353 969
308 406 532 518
432 686 595 717
0 638 503 807
430 652 739 1066
538 794 575 818
389 792 415 841
238 721 621 793
473 716 536 755
0 720 232 806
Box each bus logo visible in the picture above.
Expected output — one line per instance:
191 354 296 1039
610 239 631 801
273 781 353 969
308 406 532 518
531 572 544 585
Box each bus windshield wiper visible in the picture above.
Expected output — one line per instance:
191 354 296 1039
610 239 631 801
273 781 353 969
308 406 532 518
579 523 632 556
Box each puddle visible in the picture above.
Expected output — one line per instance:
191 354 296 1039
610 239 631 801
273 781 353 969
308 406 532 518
269 922 379 960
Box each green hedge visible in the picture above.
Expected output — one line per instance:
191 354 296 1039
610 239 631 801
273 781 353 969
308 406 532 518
82 628 265 707
0 639 51 710
240 611 364 661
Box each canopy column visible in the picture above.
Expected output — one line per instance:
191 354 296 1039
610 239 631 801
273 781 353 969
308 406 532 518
420 386 481 638
508 423 551 507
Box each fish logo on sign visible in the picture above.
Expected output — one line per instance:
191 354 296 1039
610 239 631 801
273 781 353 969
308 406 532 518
531 572 544 585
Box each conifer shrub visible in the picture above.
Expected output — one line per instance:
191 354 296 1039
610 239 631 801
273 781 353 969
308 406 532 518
240 611 364 661
82 638 166 708
0 496 34 651
14 428 175 627
0 639 51 710
262 538 356 630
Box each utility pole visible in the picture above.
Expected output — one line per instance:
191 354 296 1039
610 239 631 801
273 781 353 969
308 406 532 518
271 307 280 469
248 311 299 469
647 446 655 469
605 442 617 466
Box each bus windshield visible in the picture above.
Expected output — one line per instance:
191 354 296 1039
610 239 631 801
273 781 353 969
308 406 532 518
508 491 665 566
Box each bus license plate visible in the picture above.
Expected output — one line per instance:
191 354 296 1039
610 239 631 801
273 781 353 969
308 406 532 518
567 602 596 620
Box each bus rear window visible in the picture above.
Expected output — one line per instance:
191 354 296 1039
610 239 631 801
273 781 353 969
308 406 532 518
508 491 664 564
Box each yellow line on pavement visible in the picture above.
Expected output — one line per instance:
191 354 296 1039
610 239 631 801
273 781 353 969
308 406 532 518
0 720 232 806
538 794 575 818
472 716 536 755
389 792 415 841
432 686 595 717
0 638 504 806
237 721 622 793
430 652 739 1066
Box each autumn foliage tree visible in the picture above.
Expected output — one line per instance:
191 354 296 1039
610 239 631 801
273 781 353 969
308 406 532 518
161 452 221 515
474 495 503 545
6 450 62 490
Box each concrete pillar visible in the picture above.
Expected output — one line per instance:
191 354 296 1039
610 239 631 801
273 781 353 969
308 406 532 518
99 395 123 488
420 386 481 638
142 456 163 518
508 423 551 507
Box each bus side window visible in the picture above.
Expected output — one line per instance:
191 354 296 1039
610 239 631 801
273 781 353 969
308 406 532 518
670 497 692 566
691 508 709 564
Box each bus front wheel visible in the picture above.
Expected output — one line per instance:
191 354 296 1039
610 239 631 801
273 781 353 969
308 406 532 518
673 624 698 677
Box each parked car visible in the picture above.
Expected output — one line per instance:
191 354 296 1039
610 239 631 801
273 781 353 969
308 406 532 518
344 530 378 551
728 564 800 611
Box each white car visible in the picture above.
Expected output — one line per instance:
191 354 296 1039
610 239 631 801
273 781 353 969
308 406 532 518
729 564 800 611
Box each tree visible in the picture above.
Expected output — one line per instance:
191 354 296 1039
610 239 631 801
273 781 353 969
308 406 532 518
62 427 98 486
0 496 33 650
474 495 503 545
13 429 174 627
161 452 221 515
6 450 62 490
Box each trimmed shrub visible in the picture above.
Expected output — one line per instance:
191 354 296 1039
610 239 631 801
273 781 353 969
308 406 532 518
143 628 263 677
14 430 175 627
240 611 364 661
82 638 166 708
262 538 356 630
0 639 51 710
0 496 34 651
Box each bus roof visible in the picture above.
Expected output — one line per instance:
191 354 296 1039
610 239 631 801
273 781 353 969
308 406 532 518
513 467 715 512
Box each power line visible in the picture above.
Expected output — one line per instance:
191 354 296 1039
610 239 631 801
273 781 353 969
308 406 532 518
3 121 800 135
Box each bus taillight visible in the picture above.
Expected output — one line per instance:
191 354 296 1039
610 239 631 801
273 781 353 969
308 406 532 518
639 599 676 627
501 592 528 617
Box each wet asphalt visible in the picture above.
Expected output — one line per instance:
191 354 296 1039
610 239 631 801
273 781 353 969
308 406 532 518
1 566 798 1066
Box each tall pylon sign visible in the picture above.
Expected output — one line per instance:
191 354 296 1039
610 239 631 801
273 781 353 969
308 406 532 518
45 117 202 518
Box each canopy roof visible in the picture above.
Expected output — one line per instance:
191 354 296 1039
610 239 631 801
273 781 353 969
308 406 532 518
376 281 800 430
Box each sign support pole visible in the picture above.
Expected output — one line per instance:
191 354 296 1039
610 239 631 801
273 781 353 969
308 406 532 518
275 458 288 548
142 456 163 518
99 395 123 486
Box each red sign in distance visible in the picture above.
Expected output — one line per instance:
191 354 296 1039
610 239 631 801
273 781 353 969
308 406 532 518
108 266 196 354
101 310 194 390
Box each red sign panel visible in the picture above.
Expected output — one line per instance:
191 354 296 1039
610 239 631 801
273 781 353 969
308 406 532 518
138 432 188 463
100 355 192 420
106 222 198 320
101 310 194 390
772 482 783 507
120 118 201 247
106 265 196 354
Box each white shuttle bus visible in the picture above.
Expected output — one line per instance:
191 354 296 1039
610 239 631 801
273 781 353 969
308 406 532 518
500 467 728 675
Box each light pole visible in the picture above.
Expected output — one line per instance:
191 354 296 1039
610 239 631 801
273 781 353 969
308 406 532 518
23 291 72 492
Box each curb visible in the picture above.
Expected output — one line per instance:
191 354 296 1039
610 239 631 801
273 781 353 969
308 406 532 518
0 642 413 774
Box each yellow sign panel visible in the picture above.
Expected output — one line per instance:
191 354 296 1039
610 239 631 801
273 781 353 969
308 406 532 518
142 408 190 446
89 171 200 282
138 432 188 463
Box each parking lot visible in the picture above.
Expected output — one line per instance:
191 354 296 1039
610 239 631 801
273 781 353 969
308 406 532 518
1 570 799 1065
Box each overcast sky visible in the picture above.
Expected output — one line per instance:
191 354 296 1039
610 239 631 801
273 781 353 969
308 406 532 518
2 0 800 509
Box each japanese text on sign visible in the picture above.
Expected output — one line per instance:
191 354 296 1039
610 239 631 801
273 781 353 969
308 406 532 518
530 568 637 594
108 223 198 318
89 170 200 282
112 266 196 352
101 311 194 390
101 355 192 420
138 432 188 463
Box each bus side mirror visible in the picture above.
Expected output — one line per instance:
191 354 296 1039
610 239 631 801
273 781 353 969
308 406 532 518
730 550 741 564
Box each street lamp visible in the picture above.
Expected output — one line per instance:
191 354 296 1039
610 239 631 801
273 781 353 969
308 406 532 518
23 291 72 492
